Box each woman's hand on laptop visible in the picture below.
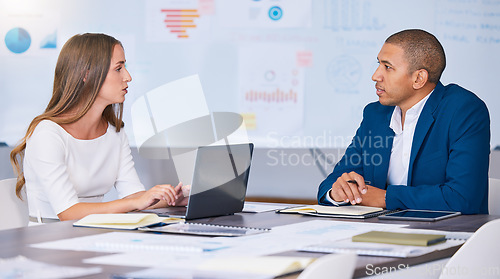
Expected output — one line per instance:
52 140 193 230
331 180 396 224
135 184 180 209
172 183 190 207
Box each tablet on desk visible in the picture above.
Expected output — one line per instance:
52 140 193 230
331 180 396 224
378 209 461 221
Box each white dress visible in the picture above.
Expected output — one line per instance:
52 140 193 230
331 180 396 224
24 120 145 219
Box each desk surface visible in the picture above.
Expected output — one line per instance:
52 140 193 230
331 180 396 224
1 206 498 279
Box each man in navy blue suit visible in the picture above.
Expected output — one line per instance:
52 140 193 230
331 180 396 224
318 29 490 214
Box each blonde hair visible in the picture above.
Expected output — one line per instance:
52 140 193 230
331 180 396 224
10 33 125 199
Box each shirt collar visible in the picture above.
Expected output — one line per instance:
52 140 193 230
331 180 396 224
389 90 434 134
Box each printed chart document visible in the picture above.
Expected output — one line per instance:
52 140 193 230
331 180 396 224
277 204 390 219
300 228 472 258
139 222 270 237
73 213 183 230
0 256 102 278
31 231 228 254
34 220 406 272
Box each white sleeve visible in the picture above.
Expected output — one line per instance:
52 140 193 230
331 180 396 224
25 129 79 215
324 189 349 206
114 131 145 198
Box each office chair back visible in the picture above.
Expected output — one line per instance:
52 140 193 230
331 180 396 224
489 178 500 215
297 253 357 279
0 178 28 230
439 219 500 279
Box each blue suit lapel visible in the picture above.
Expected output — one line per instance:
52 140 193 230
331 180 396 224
373 110 394 189
407 82 444 184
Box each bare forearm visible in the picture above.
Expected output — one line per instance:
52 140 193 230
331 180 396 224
57 184 187 221
57 198 141 221
58 184 186 220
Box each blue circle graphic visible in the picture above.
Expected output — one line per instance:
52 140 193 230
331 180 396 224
5 27 31 54
269 6 283 21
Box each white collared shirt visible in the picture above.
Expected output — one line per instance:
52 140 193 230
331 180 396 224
387 92 432 186
324 91 433 205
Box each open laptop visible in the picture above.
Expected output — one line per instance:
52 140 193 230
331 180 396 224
144 143 254 220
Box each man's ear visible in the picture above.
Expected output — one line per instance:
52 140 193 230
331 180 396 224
412 69 428 90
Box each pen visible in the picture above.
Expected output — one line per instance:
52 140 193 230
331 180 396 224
347 180 369 197
347 180 371 185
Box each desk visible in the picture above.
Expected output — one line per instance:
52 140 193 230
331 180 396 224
0 206 498 278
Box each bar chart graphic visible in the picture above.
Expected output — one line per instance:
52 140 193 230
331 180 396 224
161 9 200 39
244 89 298 104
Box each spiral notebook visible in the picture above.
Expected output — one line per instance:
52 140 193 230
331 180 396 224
277 204 396 219
139 222 270 237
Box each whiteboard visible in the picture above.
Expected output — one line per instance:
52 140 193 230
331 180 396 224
0 0 499 149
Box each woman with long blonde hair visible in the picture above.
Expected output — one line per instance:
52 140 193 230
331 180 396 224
10 33 187 223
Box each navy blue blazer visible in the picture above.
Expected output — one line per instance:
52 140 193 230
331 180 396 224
318 82 490 214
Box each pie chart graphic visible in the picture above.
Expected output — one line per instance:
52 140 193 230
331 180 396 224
5 27 31 54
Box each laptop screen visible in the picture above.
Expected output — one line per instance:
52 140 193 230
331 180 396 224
185 143 254 220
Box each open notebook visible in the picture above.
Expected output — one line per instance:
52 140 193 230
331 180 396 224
276 204 395 219
73 213 182 230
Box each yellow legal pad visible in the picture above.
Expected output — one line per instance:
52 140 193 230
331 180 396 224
352 231 446 246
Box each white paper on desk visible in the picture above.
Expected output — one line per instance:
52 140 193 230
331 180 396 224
81 220 405 270
213 220 407 258
197 256 315 276
300 227 472 258
119 266 271 279
31 231 229 253
0 255 101 278
388 227 473 241
301 238 466 258
84 250 209 269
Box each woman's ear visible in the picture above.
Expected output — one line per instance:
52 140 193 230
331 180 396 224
412 69 428 90
83 70 89 83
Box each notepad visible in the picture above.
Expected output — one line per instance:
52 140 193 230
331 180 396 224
197 256 315 276
73 213 183 230
276 204 389 219
352 231 446 246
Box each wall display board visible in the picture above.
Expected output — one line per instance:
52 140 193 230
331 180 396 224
1 0 499 150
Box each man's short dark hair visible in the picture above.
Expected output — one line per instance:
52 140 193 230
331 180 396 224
386 29 446 84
